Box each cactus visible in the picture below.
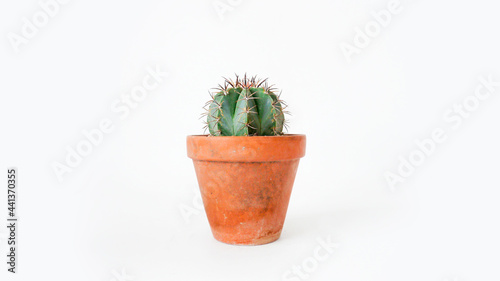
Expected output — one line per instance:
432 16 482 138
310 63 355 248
203 75 288 136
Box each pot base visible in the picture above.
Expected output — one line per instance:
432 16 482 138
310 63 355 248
212 229 282 246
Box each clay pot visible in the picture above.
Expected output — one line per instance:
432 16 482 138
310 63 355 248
186 134 306 245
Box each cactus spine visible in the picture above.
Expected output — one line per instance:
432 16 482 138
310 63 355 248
204 75 288 136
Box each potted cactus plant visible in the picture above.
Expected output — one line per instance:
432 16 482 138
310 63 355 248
186 75 306 245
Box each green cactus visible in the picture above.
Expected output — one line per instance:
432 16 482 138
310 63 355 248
203 75 288 136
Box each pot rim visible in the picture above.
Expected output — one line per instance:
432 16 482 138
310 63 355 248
186 134 306 162
187 134 305 138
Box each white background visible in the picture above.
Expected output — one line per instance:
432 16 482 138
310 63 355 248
1 0 500 280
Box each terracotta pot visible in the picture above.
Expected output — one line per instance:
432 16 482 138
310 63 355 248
186 134 306 245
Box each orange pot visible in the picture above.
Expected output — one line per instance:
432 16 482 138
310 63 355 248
186 134 306 245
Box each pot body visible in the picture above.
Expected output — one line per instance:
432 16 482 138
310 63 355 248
186 135 306 245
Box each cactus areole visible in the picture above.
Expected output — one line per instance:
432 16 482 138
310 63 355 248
204 75 288 136
187 75 306 245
